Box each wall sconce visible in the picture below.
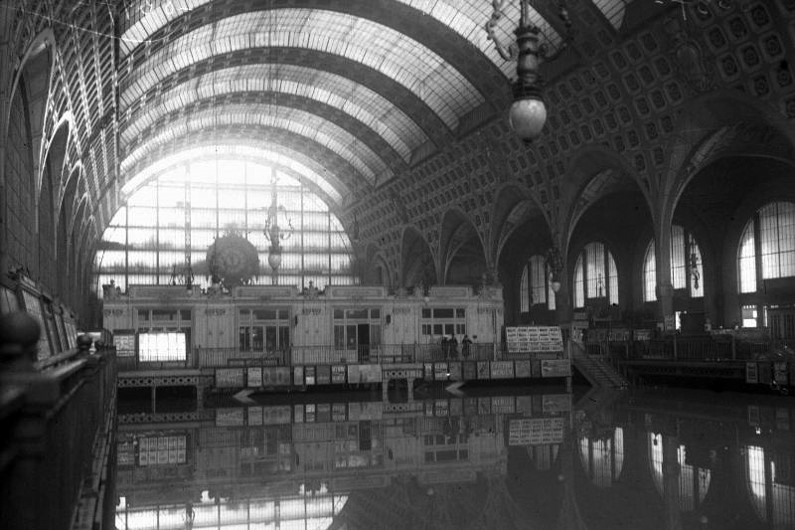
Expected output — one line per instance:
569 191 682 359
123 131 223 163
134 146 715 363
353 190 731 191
546 246 563 293
486 0 571 141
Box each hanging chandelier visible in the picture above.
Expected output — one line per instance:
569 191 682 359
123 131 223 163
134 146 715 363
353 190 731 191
263 177 293 284
486 0 571 141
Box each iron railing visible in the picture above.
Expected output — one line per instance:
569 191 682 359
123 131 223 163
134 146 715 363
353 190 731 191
1 339 117 530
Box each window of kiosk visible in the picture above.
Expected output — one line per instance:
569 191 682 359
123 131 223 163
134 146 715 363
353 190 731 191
238 309 290 353
420 307 466 338
332 308 381 351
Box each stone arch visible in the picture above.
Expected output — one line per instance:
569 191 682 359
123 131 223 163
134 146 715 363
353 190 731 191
562 145 646 251
400 226 435 289
438 208 486 286
490 183 549 271
665 90 795 223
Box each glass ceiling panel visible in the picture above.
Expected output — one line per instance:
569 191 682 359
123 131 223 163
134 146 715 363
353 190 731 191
120 9 484 130
121 105 387 184
121 64 425 162
591 0 632 30
399 0 562 78
121 145 344 205
120 1 561 79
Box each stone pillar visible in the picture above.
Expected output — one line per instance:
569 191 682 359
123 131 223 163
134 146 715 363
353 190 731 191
654 218 675 328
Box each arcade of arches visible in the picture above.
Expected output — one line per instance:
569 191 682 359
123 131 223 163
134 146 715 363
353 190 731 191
1 1 795 339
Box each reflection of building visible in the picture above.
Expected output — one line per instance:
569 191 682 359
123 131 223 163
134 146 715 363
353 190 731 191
579 427 624 488
745 445 795 530
647 432 711 512
115 393 571 529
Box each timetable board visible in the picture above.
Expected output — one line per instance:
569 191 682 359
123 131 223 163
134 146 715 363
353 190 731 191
505 326 563 353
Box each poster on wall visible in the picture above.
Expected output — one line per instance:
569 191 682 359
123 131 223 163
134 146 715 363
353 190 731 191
745 362 759 384
541 359 571 377
506 326 563 354
113 332 136 357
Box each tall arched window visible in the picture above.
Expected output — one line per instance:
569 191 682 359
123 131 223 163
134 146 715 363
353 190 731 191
520 255 556 312
738 201 795 294
642 225 704 302
572 242 618 309
94 159 355 296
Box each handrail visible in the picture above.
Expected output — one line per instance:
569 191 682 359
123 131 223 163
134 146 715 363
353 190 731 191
0 313 118 530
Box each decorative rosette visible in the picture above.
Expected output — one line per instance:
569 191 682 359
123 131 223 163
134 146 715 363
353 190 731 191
206 233 259 288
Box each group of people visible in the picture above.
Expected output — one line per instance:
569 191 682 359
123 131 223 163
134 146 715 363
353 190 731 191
440 334 473 359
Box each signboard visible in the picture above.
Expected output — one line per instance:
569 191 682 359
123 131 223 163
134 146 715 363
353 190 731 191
316 365 331 385
434 363 449 381
506 326 563 353
247 367 262 387
543 394 571 413
491 396 515 414
515 360 532 378
216 408 245 426
305 366 316 385
358 365 383 383
113 332 136 357
262 367 291 386
137 435 187 466
477 361 490 379
332 365 347 384
509 418 565 446
262 405 292 425
216 368 245 388
745 362 759 384
774 362 788 386
294 366 304 386
490 361 514 379
541 359 571 377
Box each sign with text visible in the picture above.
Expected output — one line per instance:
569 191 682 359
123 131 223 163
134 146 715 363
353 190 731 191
509 418 565 446
247 367 262 387
113 332 136 357
490 361 515 379
506 326 563 353
541 359 571 377
216 368 244 388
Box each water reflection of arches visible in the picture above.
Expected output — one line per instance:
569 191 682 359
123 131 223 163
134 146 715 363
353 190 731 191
647 433 711 512
745 445 795 530
579 427 624 488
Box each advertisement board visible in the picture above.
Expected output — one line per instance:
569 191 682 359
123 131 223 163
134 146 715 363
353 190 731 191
216 368 245 388
247 367 262 387
509 418 565 446
745 362 759 384
506 326 563 353
262 367 291 386
490 361 514 379
113 332 136 357
541 359 571 377
332 365 347 384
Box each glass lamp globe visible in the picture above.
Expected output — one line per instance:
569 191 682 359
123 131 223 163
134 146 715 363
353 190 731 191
268 252 282 271
509 97 547 141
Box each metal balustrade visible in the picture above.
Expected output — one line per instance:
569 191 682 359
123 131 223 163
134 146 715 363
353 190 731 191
0 312 117 530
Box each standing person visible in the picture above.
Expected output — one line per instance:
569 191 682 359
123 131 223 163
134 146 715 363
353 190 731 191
462 334 472 358
440 335 449 360
450 335 458 359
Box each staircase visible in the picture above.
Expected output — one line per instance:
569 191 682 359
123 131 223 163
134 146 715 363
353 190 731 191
571 341 628 389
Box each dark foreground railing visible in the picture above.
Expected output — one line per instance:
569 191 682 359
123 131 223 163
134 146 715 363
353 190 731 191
0 312 117 530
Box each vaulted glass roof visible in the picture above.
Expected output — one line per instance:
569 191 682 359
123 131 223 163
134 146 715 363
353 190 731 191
119 9 484 131
119 0 563 77
120 104 389 185
121 145 344 205
120 64 426 162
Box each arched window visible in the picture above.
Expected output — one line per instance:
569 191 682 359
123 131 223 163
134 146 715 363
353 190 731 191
642 226 704 302
572 242 618 309
520 255 556 312
94 159 355 296
738 202 795 294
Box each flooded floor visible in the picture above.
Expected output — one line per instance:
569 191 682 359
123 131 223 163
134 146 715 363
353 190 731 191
114 385 795 529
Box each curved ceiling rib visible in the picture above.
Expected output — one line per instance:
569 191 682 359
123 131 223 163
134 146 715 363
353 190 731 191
120 127 361 197
121 92 406 177
119 64 425 163
119 0 560 79
127 48 452 148
118 9 485 131
120 104 389 184
120 144 343 207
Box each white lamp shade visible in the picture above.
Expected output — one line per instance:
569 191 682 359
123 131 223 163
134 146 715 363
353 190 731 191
268 252 282 271
509 97 547 141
